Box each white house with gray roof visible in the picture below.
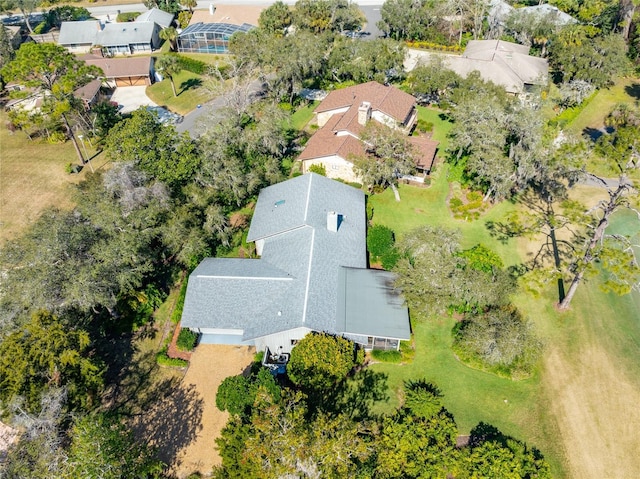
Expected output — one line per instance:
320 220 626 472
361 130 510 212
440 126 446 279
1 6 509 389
136 8 174 29
58 19 163 55
181 173 411 354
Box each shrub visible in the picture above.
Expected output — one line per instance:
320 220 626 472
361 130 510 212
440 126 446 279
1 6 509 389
171 279 189 324
176 55 207 74
452 306 543 379
47 131 67 144
156 347 188 367
371 349 402 363
381 247 401 269
216 368 281 416
116 12 140 22
366 201 374 221
308 163 326 176
33 21 48 34
416 119 434 133
367 224 395 259
176 328 197 351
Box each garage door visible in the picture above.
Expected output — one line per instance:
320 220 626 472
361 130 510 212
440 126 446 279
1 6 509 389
199 333 253 346
115 76 149 87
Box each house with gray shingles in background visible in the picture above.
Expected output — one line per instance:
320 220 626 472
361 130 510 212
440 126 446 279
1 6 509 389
58 20 102 53
444 40 548 96
58 8 174 56
181 173 411 357
135 8 175 30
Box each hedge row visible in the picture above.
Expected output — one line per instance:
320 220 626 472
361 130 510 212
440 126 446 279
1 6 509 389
406 41 462 52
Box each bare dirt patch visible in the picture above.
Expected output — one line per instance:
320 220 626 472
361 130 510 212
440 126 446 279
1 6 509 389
543 344 640 479
169 345 256 478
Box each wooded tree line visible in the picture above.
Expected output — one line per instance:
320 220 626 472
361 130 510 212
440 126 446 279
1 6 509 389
214 333 551 478
0 71 297 474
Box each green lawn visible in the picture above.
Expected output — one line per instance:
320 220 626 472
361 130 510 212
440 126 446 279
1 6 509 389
367 166 640 478
564 77 639 136
288 101 318 131
416 105 454 150
369 165 520 266
146 69 213 115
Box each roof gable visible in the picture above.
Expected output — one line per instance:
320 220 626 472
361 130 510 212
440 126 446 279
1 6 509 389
182 174 369 339
136 8 174 29
58 21 101 45
316 81 415 123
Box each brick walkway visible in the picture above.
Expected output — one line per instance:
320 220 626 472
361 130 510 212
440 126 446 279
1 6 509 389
167 321 192 361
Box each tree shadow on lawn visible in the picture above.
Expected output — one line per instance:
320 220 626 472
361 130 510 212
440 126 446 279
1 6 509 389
131 377 204 470
102 348 204 469
306 369 389 421
624 83 640 100
179 78 202 95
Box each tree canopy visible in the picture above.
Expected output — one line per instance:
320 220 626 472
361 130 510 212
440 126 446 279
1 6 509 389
1 42 102 162
287 332 361 390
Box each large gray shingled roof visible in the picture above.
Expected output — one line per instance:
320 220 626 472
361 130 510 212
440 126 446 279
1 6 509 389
182 173 410 343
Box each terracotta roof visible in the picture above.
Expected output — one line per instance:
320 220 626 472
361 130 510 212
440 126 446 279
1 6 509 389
188 5 264 27
409 135 439 171
298 115 365 161
316 81 415 124
79 54 151 79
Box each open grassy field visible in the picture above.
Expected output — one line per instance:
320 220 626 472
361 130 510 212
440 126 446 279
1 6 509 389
0 111 107 243
368 166 640 478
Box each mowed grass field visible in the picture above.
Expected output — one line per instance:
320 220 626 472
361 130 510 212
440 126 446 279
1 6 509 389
0 111 106 243
368 165 640 478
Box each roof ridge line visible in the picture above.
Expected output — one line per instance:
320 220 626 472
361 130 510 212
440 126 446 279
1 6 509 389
301 227 315 325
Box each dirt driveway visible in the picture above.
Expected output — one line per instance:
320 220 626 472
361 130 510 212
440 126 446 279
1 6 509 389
110 86 157 114
170 345 255 478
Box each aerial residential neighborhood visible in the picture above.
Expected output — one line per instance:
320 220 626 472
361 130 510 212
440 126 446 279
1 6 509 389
0 0 639 478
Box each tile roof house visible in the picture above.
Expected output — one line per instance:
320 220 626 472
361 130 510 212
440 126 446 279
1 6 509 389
298 81 439 183
181 173 411 355
443 40 548 95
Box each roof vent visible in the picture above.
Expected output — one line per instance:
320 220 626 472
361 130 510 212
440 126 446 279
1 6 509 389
327 211 341 232
274 199 285 208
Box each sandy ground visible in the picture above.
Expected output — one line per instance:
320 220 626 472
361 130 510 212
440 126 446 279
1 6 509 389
170 345 256 478
543 344 640 479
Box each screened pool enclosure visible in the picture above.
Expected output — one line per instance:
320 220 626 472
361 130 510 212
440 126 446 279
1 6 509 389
177 22 254 54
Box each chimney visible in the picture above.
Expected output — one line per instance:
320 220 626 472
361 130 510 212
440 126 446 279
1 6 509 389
357 101 371 126
327 211 339 232
209 3 216 15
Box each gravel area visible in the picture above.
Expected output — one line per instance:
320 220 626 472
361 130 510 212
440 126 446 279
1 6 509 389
170 345 256 478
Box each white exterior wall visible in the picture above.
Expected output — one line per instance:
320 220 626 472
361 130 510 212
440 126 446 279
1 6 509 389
317 106 349 127
371 111 397 129
254 327 312 354
302 156 361 183
62 43 93 54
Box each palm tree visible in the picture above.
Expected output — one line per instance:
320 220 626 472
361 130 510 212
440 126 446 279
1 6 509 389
181 0 197 13
159 26 178 52
156 55 182 97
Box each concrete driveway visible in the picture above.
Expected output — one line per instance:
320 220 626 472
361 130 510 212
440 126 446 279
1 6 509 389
110 86 157 114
